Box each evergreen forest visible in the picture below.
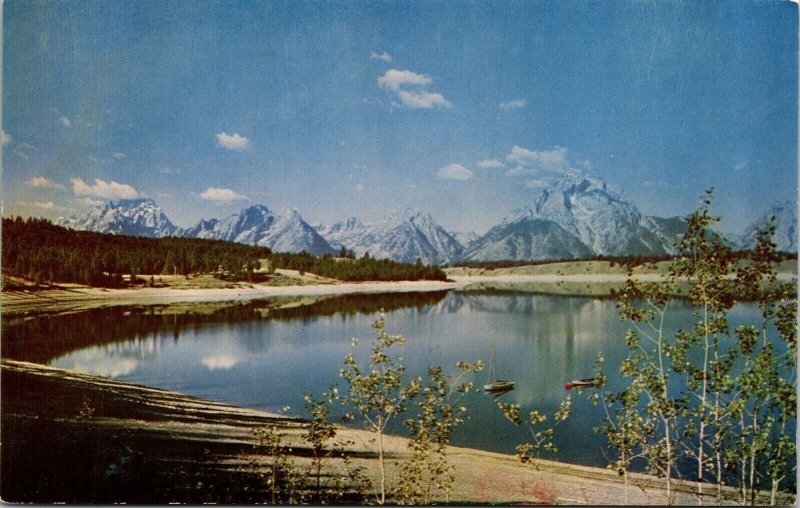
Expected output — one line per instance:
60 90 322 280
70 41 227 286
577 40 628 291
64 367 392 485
1 217 447 287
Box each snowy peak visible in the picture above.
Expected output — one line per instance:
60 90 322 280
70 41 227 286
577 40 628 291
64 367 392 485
316 208 463 265
463 173 673 261
184 204 334 255
740 201 798 252
57 198 178 238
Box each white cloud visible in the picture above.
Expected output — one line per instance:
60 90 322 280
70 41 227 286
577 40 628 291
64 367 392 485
159 167 182 175
506 145 572 174
112 152 126 159
71 178 141 199
216 132 250 151
525 178 551 189
59 116 71 128
499 99 527 111
79 197 105 206
17 200 72 212
377 69 432 91
13 149 29 160
355 183 365 192
437 163 473 181
26 176 64 190
20 201 56 210
2 131 11 146
396 90 453 109
370 51 393 63
377 69 453 110
734 159 749 171
477 159 505 169
199 187 248 202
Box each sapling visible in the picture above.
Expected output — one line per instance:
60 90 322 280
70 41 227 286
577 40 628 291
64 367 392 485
338 313 421 504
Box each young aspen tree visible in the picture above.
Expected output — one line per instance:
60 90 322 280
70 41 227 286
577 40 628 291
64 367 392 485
338 313 421 504
397 361 483 504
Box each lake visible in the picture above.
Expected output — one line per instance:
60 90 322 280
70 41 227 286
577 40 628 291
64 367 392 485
4 290 782 469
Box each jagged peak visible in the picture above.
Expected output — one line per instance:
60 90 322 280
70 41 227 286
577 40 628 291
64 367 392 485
99 198 157 210
383 206 417 223
502 206 536 224
275 208 304 220
547 172 620 197
240 203 272 214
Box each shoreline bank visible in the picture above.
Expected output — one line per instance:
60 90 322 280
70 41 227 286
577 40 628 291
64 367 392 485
5 270 796 317
3 359 744 505
1 273 670 317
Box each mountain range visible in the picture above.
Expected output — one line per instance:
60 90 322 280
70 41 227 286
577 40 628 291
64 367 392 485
317 208 464 264
56 174 797 264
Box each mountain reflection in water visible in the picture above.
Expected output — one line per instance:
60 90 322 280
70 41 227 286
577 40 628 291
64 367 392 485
4 290 783 469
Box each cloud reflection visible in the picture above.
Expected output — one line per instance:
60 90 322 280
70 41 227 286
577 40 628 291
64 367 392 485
201 355 240 370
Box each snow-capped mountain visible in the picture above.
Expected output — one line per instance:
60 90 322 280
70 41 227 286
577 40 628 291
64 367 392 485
641 216 688 252
740 201 798 252
462 174 675 261
452 231 479 250
316 217 370 251
184 205 335 255
56 198 179 238
316 208 464 265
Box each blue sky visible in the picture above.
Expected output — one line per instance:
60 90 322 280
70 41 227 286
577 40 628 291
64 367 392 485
3 0 797 234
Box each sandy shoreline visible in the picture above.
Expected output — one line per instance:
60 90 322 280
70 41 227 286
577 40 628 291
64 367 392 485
4 358 749 504
0 274 665 316
4 271 796 317
7 273 795 316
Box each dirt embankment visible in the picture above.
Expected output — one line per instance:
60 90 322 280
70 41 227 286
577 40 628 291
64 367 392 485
2 359 757 505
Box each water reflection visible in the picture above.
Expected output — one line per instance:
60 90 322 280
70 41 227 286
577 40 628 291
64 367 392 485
3 290 782 469
3 291 449 365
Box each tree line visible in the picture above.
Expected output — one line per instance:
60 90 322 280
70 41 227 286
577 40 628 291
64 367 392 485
1 217 447 287
270 251 448 282
453 250 796 271
2 217 273 287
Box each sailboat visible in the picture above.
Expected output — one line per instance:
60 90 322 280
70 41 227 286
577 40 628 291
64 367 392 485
565 378 598 390
483 333 515 395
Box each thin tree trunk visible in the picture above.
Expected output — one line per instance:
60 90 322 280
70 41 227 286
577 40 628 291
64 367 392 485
378 428 386 505
697 305 710 505
749 405 760 506
665 424 673 504
770 479 778 506
624 469 629 505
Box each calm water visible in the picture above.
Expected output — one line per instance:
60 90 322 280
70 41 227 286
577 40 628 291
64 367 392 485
5 290 781 468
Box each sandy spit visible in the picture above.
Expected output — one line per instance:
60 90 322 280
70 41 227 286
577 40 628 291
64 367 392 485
5 272 793 317
1 274 667 316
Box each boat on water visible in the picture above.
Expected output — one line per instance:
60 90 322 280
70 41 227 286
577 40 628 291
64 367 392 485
565 378 598 390
484 332 515 396
484 379 515 394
